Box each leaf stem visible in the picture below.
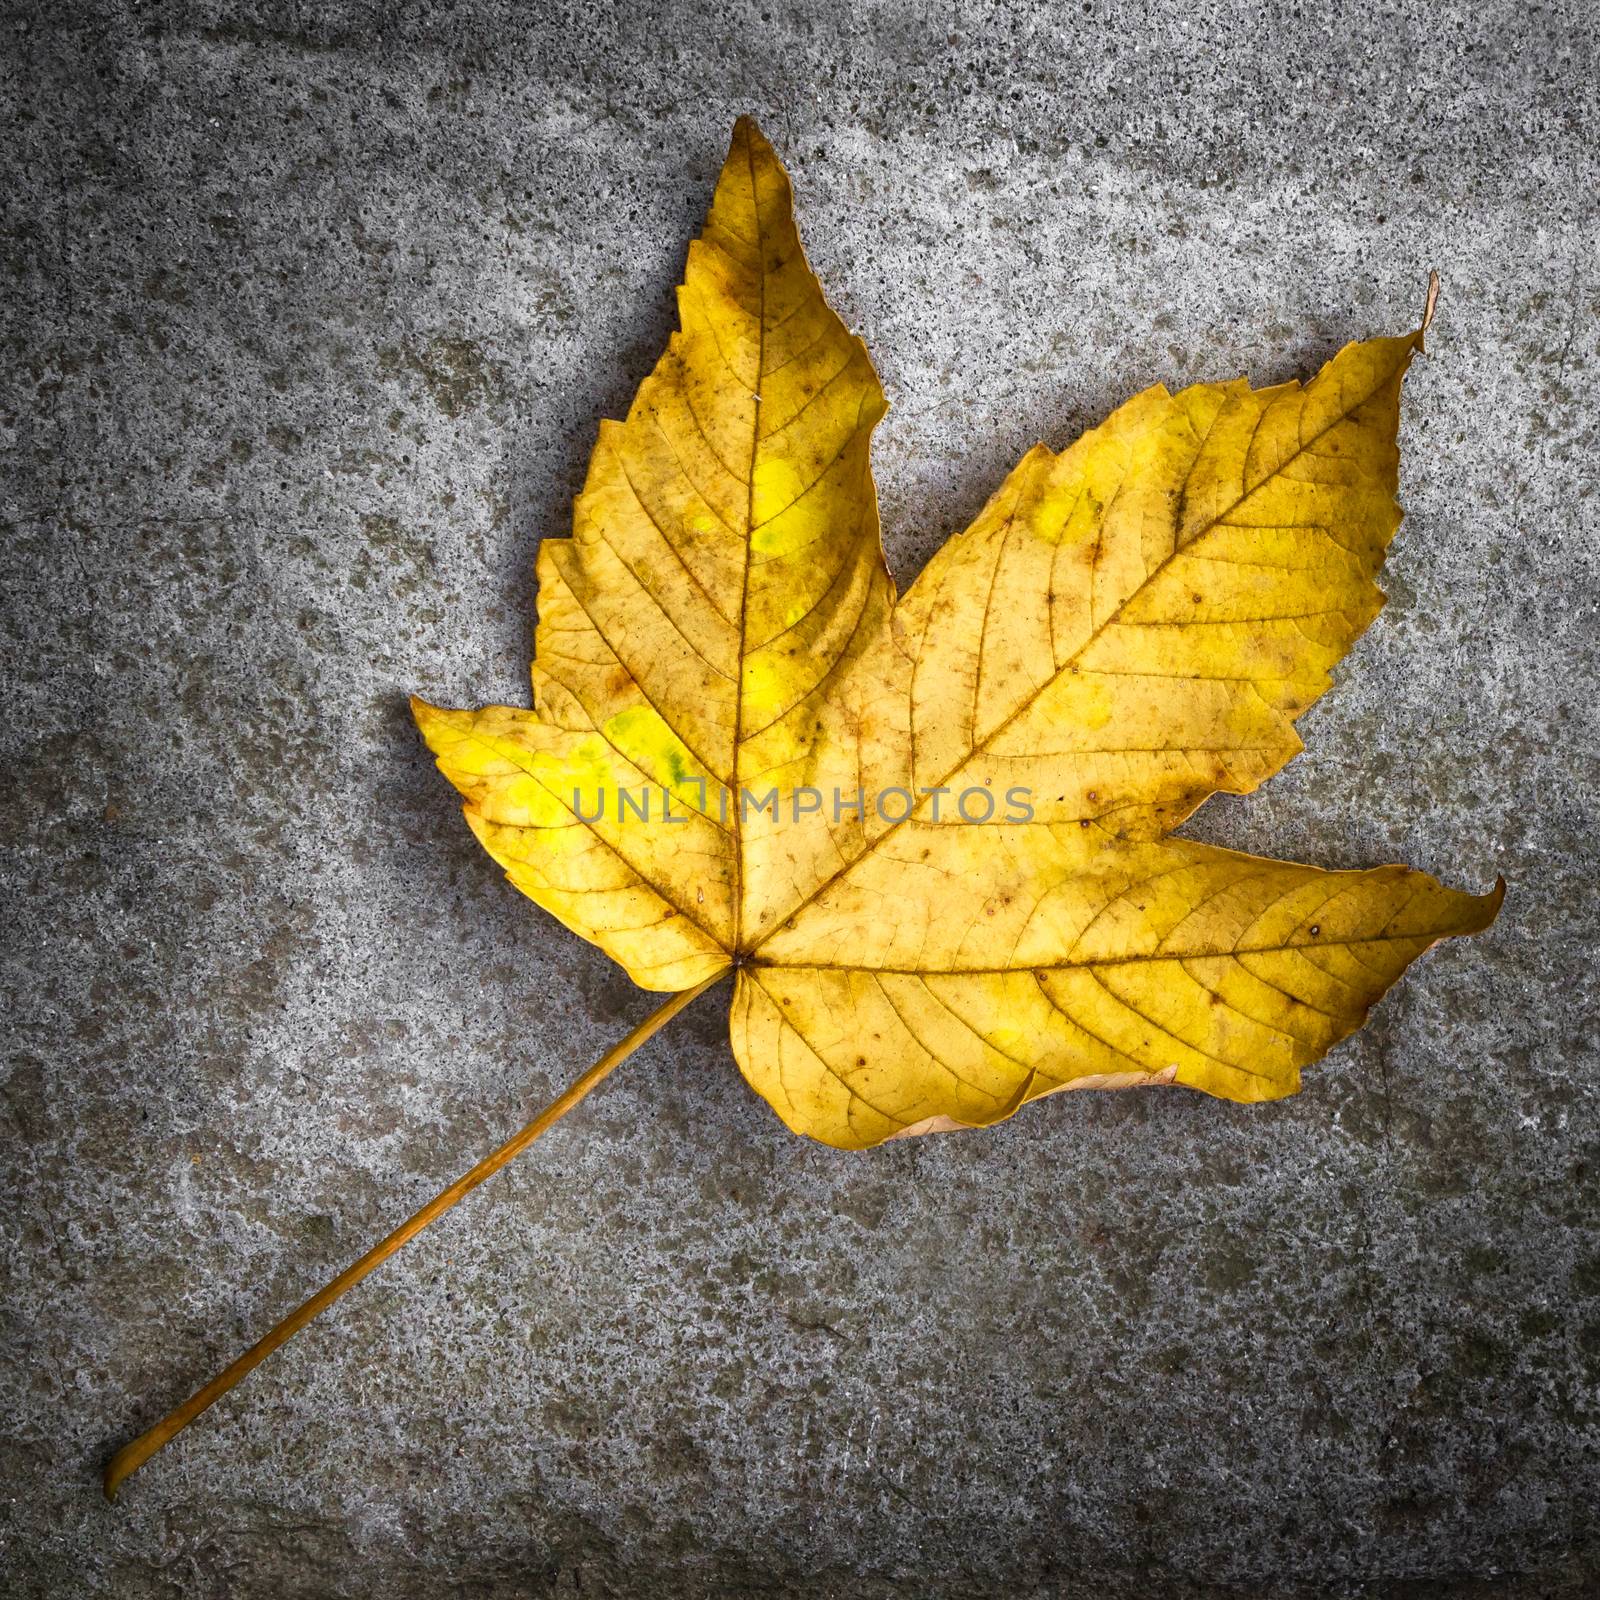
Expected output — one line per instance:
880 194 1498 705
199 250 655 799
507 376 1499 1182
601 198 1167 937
103 969 726 1500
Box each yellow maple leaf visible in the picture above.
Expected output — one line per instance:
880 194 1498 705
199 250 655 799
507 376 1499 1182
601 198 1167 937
105 118 1502 1497
412 117 1501 1151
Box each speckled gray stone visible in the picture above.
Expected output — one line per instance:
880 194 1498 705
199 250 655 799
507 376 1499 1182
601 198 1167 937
2 2 1598 1596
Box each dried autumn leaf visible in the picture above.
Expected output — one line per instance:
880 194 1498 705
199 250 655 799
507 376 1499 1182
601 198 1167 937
105 117 1503 1497
414 117 1501 1149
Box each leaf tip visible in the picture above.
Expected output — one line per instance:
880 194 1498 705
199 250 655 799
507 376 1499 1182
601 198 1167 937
409 695 467 760
1484 874 1508 922
1453 873 1506 938
730 113 774 159
408 693 439 736
1418 270 1441 350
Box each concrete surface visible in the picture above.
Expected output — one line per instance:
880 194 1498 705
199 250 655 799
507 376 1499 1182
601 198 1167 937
3 1 1598 1595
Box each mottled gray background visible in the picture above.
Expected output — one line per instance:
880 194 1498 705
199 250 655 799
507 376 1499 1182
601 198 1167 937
3 1 1597 1595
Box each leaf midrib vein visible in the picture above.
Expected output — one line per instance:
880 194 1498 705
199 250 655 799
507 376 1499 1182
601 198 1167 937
746 929 1433 974
730 128 765 951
